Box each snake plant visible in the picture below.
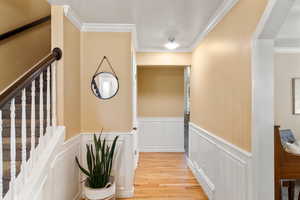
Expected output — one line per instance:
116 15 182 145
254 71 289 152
75 133 119 188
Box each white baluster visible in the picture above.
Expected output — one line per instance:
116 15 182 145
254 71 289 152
51 63 57 127
10 98 16 200
46 67 50 130
21 89 26 166
0 110 3 199
39 73 44 147
30 81 36 159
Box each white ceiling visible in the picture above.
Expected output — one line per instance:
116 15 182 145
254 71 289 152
50 0 227 51
275 0 300 48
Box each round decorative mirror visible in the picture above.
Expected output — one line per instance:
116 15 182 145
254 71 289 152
91 56 119 100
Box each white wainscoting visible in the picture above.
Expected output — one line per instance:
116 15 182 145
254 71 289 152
80 132 135 198
20 127 81 200
188 123 252 200
138 117 184 152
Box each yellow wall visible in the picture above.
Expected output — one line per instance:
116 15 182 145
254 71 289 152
137 52 192 66
0 0 51 92
138 66 184 117
63 17 81 139
80 32 132 132
190 0 268 151
51 7 81 139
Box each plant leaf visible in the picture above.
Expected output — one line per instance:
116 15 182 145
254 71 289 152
75 156 90 177
86 144 93 174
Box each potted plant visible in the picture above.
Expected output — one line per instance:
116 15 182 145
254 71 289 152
76 132 119 200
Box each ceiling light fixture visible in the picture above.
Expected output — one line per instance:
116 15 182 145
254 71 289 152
164 37 179 50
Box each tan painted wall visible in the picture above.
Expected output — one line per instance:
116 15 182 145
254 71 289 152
275 53 300 139
63 17 81 139
138 66 184 117
0 0 51 92
80 32 132 132
190 0 268 152
51 7 81 139
137 52 192 66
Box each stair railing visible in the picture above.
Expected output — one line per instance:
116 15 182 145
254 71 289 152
0 48 62 199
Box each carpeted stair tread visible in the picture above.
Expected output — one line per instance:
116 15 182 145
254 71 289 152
2 119 45 128
2 127 40 138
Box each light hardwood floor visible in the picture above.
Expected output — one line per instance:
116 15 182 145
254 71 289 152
120 152 208 200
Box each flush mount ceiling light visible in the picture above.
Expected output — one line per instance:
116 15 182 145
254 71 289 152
164 37 180 50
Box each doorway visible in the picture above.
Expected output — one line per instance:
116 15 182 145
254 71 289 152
252 0 297 199
136 65 189 153
184 66 191 155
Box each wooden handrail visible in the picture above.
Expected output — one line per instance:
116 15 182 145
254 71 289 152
0 16 51 41
0 48 62 108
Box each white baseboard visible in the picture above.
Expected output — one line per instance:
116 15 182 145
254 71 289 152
187 158 215 200
116 187 135 198
72 191 82 200
188 122 252 200
138 117 184 152
140 147 184 152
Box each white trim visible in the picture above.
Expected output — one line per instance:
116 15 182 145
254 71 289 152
63 6 83 30
116 187 135 198
140 147 184 152
72 191 81 200
137 48 192 53
80 131 134 137
274 47 300 53
251 0 296 199
189 122 252 200
138 117 184 122
81 23 136 32
190 122 251 160
187 157 215 200
190 0 239 50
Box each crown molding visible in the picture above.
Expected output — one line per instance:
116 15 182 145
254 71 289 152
190 0 239 50
81 23 136 32
60 0 238 52
274 47 300 53
63 6 83 30
274 38 300 53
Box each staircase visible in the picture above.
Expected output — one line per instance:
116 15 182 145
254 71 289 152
1 72 50 197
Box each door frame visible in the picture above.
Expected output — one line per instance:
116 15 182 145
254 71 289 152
251 0 295 199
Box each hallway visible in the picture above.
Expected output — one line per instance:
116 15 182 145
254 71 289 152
122 153 208 200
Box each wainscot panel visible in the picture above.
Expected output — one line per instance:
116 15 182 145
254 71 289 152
138 117 184 152
188 123 252 200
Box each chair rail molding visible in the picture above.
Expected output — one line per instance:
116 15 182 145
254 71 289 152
188 122 252 200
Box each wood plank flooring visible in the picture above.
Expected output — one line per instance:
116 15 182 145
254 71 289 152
120 152 208 200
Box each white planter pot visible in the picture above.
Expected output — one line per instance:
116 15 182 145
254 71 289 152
84 179 116 200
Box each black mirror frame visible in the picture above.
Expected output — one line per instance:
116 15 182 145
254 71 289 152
90 71 120 100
